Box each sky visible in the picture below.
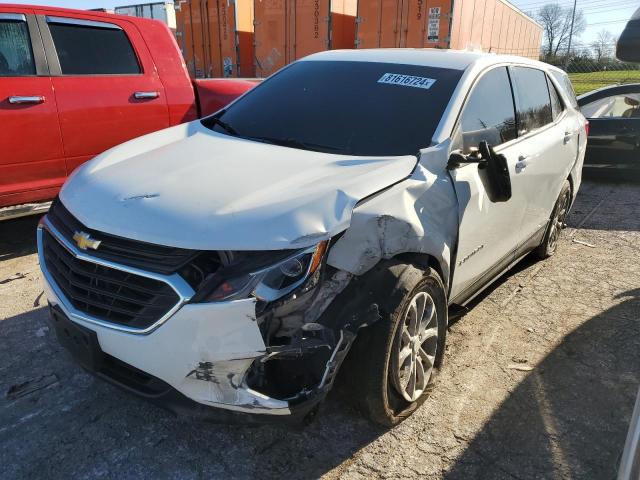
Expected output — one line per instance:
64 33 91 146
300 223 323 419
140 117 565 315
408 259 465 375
13 0 639 47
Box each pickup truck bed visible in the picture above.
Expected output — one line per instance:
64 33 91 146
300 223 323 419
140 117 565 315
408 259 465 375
0 4 257 217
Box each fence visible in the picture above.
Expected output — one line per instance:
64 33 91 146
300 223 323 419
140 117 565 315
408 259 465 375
487 43 640 95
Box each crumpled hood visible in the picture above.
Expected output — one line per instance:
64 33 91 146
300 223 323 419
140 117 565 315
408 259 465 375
60 121 418 250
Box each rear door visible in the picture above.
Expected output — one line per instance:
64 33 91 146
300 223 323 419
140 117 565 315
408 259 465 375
37 12 170 173
579 85 640 170
0 9 65 207
508 66 576 242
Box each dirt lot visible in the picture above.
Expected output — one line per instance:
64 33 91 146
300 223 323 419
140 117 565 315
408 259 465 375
0 180 638 480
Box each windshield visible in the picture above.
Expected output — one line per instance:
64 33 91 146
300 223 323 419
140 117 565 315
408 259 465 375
202 60 463 156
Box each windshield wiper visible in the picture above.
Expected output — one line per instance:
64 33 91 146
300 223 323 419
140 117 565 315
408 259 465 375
204 113 239 136
246 136 341 153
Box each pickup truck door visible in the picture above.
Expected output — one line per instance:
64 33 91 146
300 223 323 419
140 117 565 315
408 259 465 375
448 66 529 303
0 10 65 207
36 12 170 173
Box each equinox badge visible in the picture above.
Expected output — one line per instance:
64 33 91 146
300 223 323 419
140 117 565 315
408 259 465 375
73 231 102 251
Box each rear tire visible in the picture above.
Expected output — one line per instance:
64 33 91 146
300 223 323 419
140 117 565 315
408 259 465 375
535 180 571 259
346 263 447 426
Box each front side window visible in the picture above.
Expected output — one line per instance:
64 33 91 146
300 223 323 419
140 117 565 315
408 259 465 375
203 60 464 156
48 19 140 75
458 67 517 153
581 92 640 119
0 17 35 76
511 67 553 135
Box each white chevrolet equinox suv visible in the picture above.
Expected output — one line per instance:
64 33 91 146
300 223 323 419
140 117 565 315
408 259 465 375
38 49 587 425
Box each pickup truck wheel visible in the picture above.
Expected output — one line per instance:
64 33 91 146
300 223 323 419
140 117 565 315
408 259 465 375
347 264 447 426
535 180 571 259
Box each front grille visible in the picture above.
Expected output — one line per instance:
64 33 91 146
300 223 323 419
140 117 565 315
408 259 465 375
43 230 180 329
47 199 199 274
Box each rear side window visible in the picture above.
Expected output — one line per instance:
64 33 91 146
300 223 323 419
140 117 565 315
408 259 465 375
0 16 35 76
48 19 140 75
551 70 578 108
510 67 553 135
547 75 564 120
458 67 517 153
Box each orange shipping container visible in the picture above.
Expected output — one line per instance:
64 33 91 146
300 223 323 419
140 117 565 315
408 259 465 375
353 0 541 59
449 0 542 59
254 0 331 77
175 0 255 78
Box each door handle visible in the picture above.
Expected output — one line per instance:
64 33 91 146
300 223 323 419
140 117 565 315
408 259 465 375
9 95 45 104
515 155 529 172
563 131 575 144
134 91 159 100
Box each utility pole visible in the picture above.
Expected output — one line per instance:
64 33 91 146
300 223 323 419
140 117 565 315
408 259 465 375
565 0 577 70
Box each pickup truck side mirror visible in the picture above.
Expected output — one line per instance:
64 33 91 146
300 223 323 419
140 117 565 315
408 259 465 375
447 141 512 203
616 7 640 63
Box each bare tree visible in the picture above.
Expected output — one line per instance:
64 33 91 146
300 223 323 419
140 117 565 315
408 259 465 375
591 29 616 62
536 3 586 58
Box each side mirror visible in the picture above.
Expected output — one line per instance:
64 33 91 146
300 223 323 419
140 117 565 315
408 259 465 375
447 141 512 203
617 7 640 63
478 141 511 202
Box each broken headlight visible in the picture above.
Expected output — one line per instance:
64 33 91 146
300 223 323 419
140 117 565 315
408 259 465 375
200 241 328 303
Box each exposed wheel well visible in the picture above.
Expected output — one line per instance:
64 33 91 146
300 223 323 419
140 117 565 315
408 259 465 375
393 252 446 288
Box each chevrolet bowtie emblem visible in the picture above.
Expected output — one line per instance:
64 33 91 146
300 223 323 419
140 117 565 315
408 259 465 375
72 231 102 250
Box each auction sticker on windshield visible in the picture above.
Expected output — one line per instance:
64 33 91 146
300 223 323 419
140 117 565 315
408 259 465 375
377 73 437 90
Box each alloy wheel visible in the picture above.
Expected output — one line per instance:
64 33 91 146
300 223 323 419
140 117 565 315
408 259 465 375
390 291 439 402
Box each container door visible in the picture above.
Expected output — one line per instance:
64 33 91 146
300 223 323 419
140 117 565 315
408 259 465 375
205 0 237 77
254 0 286 77
403 0 428 48
0 10 65 207
291 0 330 60
355 0 402 48
41 14 170 173
235 0 255 77
175 0 196 77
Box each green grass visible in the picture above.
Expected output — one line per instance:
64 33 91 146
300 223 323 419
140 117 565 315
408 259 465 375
569 70 640 95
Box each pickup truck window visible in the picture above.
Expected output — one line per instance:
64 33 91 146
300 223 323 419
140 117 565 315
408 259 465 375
48 20 140 75
0 17 35 76
205 60 463 156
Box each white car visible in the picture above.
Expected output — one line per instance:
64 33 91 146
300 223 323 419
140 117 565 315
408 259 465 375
38 49 587 425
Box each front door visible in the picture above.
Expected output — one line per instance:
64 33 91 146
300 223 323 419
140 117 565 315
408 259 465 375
0 9 65 207
36 11 170 173
448 66 529 303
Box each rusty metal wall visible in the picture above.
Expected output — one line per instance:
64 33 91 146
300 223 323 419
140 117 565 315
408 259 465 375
254 0 331 78
175 0 253 78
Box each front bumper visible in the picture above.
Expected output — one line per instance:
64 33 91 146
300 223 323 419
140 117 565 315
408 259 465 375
38 223 326 420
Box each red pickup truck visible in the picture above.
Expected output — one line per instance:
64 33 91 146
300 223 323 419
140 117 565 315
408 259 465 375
0 4 256 219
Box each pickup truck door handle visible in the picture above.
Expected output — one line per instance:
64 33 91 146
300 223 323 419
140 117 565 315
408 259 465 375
9 96 45 104
134 91 159 100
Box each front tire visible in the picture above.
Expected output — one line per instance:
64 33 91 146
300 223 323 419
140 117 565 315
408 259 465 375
347 264 447 426
535 180 571 259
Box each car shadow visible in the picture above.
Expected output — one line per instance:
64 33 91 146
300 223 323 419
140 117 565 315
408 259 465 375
444 288 640 478
0 215 42 262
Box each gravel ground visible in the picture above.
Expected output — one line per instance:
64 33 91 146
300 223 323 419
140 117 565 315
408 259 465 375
0 180 638 479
